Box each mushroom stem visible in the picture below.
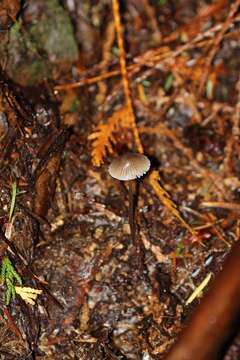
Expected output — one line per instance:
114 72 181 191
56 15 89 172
108 152 150 254
128 180 136 244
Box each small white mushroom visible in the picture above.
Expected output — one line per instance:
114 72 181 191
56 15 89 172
108 153 150 181
108 153 151 250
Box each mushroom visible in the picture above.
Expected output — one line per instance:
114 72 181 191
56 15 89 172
108 153 150 247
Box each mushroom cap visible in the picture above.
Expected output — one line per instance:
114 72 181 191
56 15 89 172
108 153 150 181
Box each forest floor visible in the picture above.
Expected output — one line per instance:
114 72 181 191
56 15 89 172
0 0 240 359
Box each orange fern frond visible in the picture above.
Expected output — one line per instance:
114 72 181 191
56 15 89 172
149 170 198 240
88 107 128 166
112 0 143 154
89 0 144 167
88 124 115 167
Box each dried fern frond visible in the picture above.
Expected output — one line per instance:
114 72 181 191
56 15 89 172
89 104 143 166
89 0 143 167
15 286 42 306
88 123 115 167
149 170 198 240
112 0 143 154
88 107 126 166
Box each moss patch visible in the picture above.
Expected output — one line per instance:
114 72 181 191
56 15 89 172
0 0 78 86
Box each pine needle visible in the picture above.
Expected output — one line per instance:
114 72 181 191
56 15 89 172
149 170 198 240
186 272 212 305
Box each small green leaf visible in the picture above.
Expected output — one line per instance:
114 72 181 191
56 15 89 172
206 79 214 99
175 241 184 257
158 0 167 5
111 46 119 56
9 181 17 222
141 80 151 88
164 73 174 92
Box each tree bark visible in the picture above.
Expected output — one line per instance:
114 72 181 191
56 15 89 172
165 241 240 360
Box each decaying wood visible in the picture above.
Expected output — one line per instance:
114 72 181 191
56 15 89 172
34 128 70 218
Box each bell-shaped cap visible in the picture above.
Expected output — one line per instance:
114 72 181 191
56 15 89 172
108 153 150 181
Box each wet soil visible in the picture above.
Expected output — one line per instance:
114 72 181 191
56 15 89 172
0 1 240 359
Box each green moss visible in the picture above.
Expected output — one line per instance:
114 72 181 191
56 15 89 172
11 61 48 86
29 0 79 62
4 19 49 85
0 0 78 85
